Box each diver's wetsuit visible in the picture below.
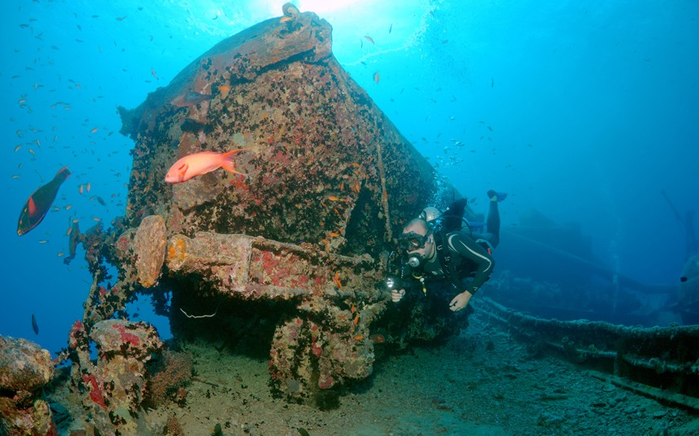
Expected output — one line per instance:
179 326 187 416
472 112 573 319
472 200 501 249
419 231 495 296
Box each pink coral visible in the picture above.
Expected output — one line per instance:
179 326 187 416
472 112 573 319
68 320 84 349
112 323 141 346
82 374 107 409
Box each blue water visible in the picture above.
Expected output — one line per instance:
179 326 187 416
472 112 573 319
2 0 697 357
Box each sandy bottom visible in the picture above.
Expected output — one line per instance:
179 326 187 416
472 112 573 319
52 311 699 435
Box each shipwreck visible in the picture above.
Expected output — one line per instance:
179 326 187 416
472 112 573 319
1 4 698 435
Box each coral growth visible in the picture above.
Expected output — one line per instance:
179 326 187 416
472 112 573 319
146 350 194 407
0 336 57 435
162 414 185 436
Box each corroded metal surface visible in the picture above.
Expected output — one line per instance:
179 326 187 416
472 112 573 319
118 7 438 258
110 5 450 406
0 336 54 392
478 298 699 399
0 336 56 435
165 230 386 404
133 215 167 288
69 320 163 435
61 6 458 420
166 232 378 299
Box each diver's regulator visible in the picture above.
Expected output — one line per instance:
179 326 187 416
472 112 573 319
406 255 422 269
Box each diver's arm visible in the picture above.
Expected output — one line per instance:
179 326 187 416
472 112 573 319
390 271 420 303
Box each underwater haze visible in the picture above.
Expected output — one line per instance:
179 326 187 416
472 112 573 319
2 0 698 357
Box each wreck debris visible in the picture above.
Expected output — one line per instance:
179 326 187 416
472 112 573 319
73 320 163 434
164 231 387 404
165 232 379 299
117 5 440 257
0 335 57 435
588 371 699 412
61 5 462 422
477 297 699 399
133 215 167 288
0 336 54 392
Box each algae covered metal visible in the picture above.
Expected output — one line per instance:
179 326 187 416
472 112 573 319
60 4 459 425
113 2 447 404
117 3 436 256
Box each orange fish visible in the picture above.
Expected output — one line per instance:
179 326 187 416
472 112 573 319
17 167 71 236
369 334 385 344
333 272 342 289
364 35 375 45
218 85 231 99
164 149 249 184
373 71 380 84
151 68 159 80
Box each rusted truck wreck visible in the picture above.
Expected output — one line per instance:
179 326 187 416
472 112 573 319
54 5 461 431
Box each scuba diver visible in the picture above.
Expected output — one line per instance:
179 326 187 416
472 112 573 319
390 190 507 312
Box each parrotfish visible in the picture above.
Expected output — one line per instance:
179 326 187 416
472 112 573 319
165 149 249 184
17 166 71 236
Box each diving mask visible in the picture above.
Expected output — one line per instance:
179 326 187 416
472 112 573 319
398 231 429 251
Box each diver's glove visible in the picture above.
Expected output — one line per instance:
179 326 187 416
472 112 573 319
391 289 406 303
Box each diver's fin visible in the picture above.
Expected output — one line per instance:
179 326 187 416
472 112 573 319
487 190 507 202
